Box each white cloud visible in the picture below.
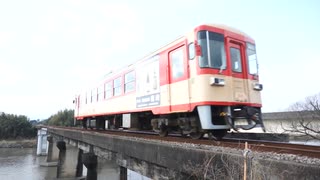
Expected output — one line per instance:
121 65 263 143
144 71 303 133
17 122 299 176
0 61 26 86
0 93 74 120
260 49 320 112
31 34 49 46
0 31 15 48
1 0 319 120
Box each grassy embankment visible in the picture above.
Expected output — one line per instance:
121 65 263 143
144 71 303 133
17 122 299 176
0 139 37 148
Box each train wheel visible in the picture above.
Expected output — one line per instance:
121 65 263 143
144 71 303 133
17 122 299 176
189 131 204 139
207 132 214 140
82 119 87 129
159 124 168 137
180 130 187 138
211 130 227 140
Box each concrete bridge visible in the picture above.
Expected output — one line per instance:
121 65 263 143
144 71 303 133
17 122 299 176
36 125 320 180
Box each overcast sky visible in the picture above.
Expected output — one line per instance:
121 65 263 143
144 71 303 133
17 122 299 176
1 0 319 120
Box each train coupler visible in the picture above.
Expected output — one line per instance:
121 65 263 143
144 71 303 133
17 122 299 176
222 106 266 131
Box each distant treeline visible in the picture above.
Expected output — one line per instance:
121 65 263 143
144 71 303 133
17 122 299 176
0 112 36 139
42 109 74 127
0 109 75 139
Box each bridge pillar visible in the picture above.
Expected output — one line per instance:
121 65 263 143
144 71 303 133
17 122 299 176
46 136 53 162
36 128 48 155
82 152 98 180
75 149 84 177
120 166 127 180
56 141 67 178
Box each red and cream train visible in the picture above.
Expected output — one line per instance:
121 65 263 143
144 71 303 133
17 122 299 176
74 24 264 140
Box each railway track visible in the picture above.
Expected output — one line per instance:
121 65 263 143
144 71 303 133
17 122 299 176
45 126 320 159
219 138 320 159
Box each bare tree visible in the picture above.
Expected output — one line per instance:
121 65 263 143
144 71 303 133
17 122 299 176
283 93 320 140
183 153 243 180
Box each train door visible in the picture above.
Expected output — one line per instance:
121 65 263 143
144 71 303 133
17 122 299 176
74 95 80 118
227 38 251 103
168 44 191 112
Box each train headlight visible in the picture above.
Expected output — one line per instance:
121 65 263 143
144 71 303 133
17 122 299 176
253 83 263 91
210 77 225 86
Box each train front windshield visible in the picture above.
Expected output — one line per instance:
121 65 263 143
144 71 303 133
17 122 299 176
197 31 226 70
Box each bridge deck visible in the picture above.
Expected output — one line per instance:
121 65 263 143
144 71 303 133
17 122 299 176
46 127 320 179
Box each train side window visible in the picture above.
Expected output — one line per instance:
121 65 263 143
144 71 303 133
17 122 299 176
79 95 84 106
125 71 135 93
188 43 195 60
105 82 112 99
246 42 258 75
97 85 104 101
170 48 184 79
91 88 98 103
113 77 122 96
95 88 98 102
90 90 93 103
230 47 242 73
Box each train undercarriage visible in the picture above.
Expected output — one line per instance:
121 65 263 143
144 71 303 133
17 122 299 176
79 105 264 140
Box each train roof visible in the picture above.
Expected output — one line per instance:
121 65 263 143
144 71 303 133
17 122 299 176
201 23 253 40
102 24 253 80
